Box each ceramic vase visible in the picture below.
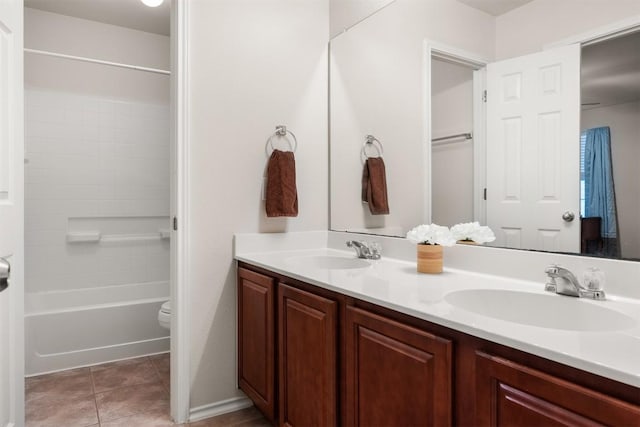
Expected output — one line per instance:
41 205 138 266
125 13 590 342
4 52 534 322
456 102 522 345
416 244 443 274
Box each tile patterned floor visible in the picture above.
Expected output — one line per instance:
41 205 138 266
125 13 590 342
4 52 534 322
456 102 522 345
25 354 270 427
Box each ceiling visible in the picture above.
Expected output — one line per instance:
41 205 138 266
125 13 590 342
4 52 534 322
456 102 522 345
24 0 170 36
456 0 534 16
581 31 640 109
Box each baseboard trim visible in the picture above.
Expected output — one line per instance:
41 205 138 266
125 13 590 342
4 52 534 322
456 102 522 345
188 396 253 423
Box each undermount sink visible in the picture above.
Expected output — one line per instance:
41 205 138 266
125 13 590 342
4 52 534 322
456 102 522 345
445 289 636 332
285 254 370 270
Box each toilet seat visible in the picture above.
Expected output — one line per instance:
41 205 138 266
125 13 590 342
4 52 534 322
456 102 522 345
160 301 171 314
158 300 171 330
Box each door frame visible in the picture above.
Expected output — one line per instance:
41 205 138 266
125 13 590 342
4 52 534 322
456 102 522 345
170 0 191 423
5 1 25 424
546 14 640 49
547 15 640 257
423 40 489 224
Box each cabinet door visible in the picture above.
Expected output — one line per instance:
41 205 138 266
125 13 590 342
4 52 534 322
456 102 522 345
476 351 640 426
238 268 276 421
344 306 453 426
278 283 337 427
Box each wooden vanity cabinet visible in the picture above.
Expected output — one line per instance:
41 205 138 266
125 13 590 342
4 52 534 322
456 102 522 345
278 283 338 427
237 267 276 422
344 306 453 426
475 351 640 426
237 263 640 426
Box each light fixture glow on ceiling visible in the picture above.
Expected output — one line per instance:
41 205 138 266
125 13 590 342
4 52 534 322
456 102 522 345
141 0 164 7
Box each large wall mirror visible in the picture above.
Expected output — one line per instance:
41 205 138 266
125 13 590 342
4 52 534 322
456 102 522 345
329 0 640 261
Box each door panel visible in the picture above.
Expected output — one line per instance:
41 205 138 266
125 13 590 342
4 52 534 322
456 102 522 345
278 283 337 427
0 0 23 426
487 44 580 252
344 306 452 426
237 268 276 421
475 352 640 426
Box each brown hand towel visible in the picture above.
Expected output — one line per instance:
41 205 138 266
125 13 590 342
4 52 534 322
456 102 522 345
362 157 389 215
266 149 298 217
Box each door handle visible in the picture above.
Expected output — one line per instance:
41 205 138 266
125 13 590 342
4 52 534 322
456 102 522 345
0 257 9 293
562 211 575 222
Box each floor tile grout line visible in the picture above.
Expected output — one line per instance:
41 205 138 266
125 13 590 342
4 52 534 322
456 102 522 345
149 353 170 394
89 367 102 426
26 356 177 427
93 376 163 396
90 381 172 424
92 358 157 425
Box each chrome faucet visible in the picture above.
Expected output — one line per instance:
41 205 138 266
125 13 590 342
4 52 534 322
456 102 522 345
346 240 381 260
544 265 606 300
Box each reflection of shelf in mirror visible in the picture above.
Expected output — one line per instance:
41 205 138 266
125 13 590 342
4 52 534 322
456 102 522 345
432 132 472 146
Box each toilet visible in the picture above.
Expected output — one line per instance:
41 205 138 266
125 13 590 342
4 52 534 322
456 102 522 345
158 300 171 330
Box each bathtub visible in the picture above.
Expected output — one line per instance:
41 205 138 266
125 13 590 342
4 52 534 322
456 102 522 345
25 280 170 376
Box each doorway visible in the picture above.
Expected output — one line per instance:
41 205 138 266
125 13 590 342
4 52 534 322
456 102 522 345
579 30 640 259
426 44 487 226
21 0 185 424
431 58 476 225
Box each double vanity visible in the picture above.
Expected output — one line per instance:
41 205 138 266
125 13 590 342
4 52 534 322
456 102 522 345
234 231 640 426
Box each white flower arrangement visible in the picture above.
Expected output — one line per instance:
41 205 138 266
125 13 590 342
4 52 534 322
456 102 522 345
450 221 496 244
406 224 456 247
407 222 496 246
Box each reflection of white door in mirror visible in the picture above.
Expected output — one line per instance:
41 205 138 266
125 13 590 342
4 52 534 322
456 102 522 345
329 1 640 260
486 44 581 253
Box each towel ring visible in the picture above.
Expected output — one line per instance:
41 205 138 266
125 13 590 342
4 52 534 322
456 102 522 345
265 125 298 157
361 134 384 161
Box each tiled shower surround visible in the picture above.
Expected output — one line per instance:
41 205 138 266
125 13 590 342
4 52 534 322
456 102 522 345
24 89 171 374
25 89 170 293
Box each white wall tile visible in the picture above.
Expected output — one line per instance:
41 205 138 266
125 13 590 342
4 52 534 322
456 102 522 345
25 89 170 294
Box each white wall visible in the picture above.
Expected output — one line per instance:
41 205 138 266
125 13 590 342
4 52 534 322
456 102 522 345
25 8 169 104
24 10 170 296
431 59 474 226
187 0 329 408
582 102 640 259
330 0 494 236
496 0 640 60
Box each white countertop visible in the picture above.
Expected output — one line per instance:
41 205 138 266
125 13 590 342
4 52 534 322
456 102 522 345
235 243 640 389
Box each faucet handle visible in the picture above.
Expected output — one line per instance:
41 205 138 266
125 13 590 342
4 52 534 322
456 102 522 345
544 264 559 293
369 242 382 260
583 267 605 291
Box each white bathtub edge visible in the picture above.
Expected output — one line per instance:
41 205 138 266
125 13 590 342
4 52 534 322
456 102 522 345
25 280 170 315
26 335 169 376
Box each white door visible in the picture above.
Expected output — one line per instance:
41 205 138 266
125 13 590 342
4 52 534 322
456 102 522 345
0 0 24 426
486 44 581 252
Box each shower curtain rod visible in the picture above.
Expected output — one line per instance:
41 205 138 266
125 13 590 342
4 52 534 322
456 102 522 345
24 48 171 75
